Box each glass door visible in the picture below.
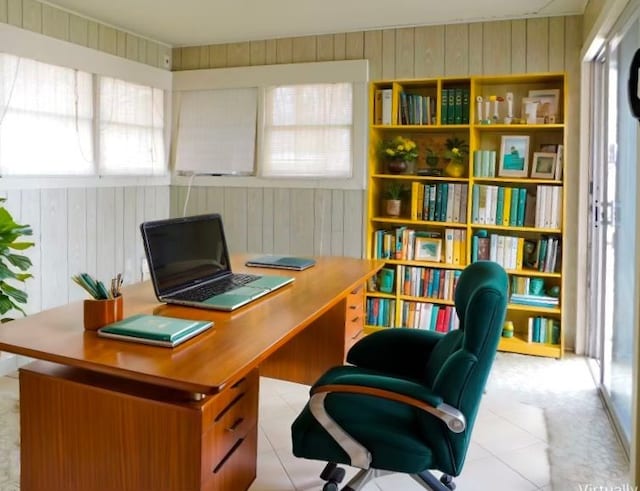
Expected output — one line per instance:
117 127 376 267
587 12 639 452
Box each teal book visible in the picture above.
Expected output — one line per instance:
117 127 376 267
441 88 449 124
454 88 463 124
447 89 456 124
98 314 213 347
495 186 505 225
471 184 480 223
461 88 470 124
509 187 519 226
439 183 449 222
516 187 527 226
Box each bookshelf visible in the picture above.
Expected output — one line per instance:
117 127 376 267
366 73 565 358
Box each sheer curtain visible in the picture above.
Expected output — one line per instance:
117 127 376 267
262 83 353 178
99 77 165 176
0 54 94 175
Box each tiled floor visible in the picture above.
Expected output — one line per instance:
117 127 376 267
251 376 551 491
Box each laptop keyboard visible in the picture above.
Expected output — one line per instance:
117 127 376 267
173 273 261 301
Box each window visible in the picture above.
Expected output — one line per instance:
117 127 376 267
174 88 257 175
261 83 353 178
0 54 94 175
99 77 165 176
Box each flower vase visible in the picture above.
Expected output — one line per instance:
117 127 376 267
386 159 407 174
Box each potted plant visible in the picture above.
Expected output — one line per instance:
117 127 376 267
0 198 34 322
383 181 407 217
422 148 442 176
379 135 419 174
443 137 469 177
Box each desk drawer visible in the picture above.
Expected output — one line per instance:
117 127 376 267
202 369 259 432
201 370 258 480
203 425 257 491
345 284 365 353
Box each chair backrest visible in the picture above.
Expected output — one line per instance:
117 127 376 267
419 261 508 476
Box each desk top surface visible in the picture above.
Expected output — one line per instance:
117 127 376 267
0 255 382 394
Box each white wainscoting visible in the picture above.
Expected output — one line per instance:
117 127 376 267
1 185 170 315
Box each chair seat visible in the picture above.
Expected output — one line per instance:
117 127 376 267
292 367 434 474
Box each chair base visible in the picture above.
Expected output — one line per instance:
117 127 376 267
319 463 456 491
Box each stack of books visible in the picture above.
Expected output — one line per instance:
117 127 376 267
98 314 213 347
510 293 559 308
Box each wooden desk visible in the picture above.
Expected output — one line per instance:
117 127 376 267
0 255 382 491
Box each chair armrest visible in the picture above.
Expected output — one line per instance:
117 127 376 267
347 328 443 379
312 374 466 433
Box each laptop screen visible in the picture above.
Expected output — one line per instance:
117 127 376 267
141 214 232 296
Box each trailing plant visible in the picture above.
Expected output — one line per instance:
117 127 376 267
0 198 34 322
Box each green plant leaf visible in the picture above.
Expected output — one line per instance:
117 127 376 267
7 253 33 271
0 281 28 304
0 295 14 315
8 241 34 250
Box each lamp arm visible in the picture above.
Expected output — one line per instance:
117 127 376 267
312 384 466 434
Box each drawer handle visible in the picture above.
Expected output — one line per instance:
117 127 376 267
351 316 360 323
213 438 244 474
214 393 245 422
348 305 358 310
351 329 363 340
230 377 246 390
226 417 244 432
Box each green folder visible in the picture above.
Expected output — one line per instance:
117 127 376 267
99 314 213 342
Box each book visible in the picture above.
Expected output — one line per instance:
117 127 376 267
381 89 392 125
98 314 213 347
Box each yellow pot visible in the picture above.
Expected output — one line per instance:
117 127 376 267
444 160 465 178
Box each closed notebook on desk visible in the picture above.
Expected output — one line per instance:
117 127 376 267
98 314 213 347
245 255 316 271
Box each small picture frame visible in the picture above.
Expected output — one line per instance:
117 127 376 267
531 152 557 179
498 135 530 177
539 143 559 153
415 237 442 262
528 89 561 124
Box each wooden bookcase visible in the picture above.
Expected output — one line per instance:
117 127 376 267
366 73 566 358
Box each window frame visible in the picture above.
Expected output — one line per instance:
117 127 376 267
0 22 172 188
172 60 369 190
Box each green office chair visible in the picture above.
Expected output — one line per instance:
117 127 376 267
291 261 508 491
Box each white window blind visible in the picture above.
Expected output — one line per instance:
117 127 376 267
175 88 257 175
0 54 94 176
99 77 165 176
262 83 353 178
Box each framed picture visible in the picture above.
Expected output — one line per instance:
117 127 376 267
498 135 530 177
528 89 560 123
415 237 442 262
531 152 557 179
539 143 559 153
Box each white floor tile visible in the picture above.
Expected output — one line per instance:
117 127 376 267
249 450 296 491
471 411 543 455
454 456 539 491
496 441 551 488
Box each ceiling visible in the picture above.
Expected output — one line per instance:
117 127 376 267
46 0 588 47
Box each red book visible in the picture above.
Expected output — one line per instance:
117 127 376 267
435 307 446 332
442 306 452 333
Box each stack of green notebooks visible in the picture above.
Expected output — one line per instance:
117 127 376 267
97 314 213 347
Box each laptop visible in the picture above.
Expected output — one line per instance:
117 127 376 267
140 214 294 311
245 255 316 271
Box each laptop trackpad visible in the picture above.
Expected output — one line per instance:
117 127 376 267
248 276 293 289
201 286 266 306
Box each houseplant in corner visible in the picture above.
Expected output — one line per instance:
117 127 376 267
0 198 34 322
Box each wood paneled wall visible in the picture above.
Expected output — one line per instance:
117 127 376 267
0 0 171 68
172 16 584 349
2 187 169 314
170 186 364 258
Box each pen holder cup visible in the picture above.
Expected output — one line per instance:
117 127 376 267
83 295 123 331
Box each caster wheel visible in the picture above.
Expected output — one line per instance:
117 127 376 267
320 462 345 483
440 473 456 490
322 482 339 491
